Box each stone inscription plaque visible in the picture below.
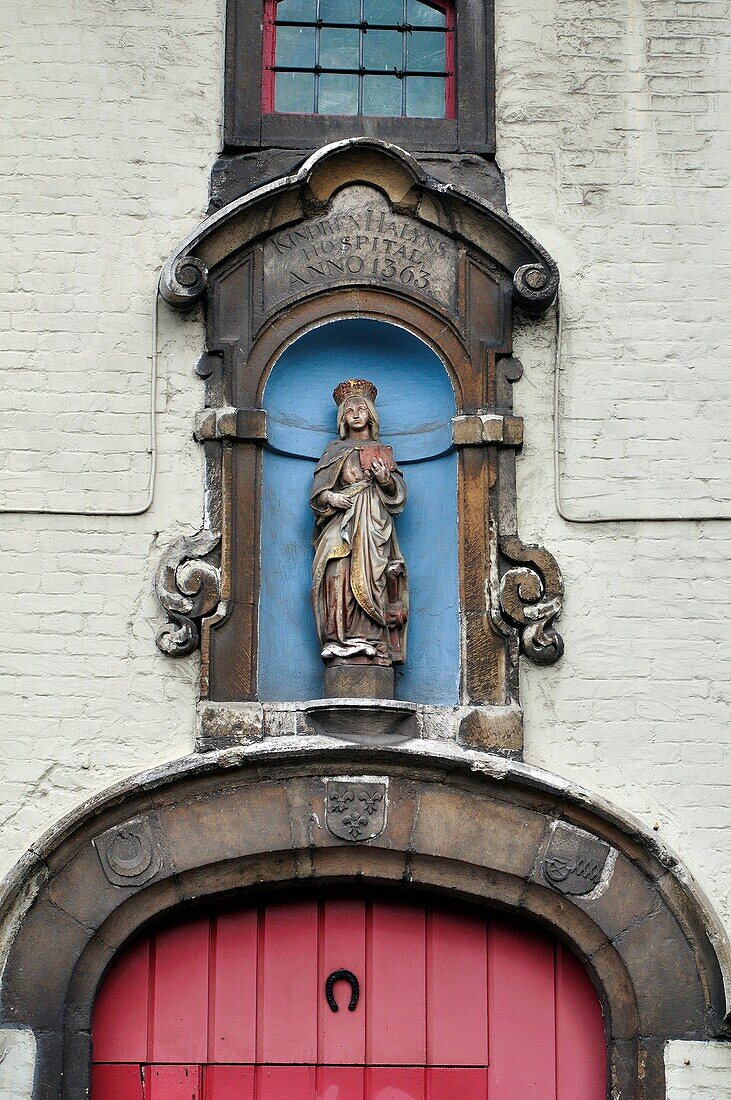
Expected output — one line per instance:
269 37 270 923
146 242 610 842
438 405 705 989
263 189 457 313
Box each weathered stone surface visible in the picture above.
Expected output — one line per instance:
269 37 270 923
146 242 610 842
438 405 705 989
613 907 707 1037
153 782 292 873
323 664 395 701
303 699 418 739
197 702 265 749
458 706 523 755
413 786 546 879
262 187 459 316
1 898 92 1030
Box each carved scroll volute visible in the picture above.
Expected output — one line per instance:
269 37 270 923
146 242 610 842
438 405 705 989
498 536 564 665
155 529 222 656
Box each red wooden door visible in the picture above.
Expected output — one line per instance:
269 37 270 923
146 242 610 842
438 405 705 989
91 894 606 1099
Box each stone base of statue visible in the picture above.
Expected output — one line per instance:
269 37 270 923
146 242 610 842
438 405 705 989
324 663 394 700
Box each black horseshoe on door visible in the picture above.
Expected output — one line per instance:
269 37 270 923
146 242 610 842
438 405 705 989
325 969 360 1013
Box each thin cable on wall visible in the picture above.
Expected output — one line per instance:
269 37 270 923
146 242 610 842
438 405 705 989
553 290 731 524
0 290 160 518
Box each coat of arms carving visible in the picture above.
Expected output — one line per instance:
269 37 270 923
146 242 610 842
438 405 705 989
325 779 387 842
93 815 163 887
541 824 611 897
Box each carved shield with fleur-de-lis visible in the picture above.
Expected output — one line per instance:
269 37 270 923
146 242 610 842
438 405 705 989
325 780 387 843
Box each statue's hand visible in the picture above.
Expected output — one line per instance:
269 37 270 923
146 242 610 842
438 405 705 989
323 490 352 510
371 458 393 487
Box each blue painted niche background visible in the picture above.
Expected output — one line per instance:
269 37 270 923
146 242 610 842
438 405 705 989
259 319 459 704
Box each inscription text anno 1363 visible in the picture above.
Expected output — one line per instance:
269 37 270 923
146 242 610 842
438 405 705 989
263 205 458 311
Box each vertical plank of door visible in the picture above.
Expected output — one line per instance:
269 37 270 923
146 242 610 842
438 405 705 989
367 900 426 1066
256 1065 317 1099
91 1064 144 1100
555 944 606 1100
150 918 210 1063
426 1068 488 1100
259 899 319 1063
209 908 258 1063
319 897 367 1064
366 1067 424 1099
426 905 488 1066
144 1065 202 1099
317 1066 365 1100
204 1065 255 1099
487 916 557 1099
92 934 150 1063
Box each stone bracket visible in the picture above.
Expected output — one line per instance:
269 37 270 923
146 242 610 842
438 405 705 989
155 528 222 657
496 535 564 665
194 407 268 443
452 412 524 448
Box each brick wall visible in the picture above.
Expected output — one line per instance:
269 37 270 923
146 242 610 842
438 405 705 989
497 0 731 517
0 0 222 866
666 1041 731 1097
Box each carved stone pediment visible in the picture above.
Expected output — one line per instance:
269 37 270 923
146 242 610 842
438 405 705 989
160 139 558 316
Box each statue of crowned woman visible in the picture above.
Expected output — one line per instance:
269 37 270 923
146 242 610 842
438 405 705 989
310 379 408 698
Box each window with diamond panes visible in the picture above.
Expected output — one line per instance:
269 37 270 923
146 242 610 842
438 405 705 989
262 0 454 118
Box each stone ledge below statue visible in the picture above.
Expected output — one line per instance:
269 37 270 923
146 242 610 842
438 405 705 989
196 700 523 757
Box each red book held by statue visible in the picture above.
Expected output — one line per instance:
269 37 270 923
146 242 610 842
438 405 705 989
359 444 396 474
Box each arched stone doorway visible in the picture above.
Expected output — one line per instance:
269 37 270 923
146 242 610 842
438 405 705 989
0 748 727 1099
91 890 606 1099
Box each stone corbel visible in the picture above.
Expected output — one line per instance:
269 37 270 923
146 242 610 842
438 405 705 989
452 413 524 448
497 535 564 665
194 407 268 443
155 529 222 656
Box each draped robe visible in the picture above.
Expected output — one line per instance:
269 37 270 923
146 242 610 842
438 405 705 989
311 439 407 664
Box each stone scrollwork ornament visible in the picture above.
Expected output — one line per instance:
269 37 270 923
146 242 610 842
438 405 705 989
155 529 222 656
498 535 564 665
159 255 208 308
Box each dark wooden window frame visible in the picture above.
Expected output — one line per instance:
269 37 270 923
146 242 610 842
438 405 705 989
225 0 494 153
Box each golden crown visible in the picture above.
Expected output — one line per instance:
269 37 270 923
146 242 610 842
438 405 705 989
332 378 378 406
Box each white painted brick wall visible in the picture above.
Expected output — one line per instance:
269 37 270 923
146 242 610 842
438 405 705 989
0 0 222 863
497 0 731 517
0 0 224 510
666 1041 731 1097
1 0 730 1092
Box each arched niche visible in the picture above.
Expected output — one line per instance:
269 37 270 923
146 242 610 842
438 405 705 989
0 747 727 1099
259 317 459 704
154 139 566 756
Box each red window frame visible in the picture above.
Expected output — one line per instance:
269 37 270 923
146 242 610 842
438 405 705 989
261 0 455 119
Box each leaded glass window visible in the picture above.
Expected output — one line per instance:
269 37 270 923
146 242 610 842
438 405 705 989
263 0 454 118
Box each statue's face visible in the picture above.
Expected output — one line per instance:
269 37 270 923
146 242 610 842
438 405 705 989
343 398 370 432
